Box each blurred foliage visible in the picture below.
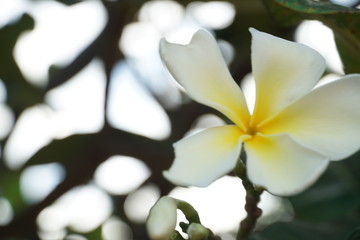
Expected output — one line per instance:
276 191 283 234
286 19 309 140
250 218 359 240
261 0 360 73
289 156 360 222
0 0 360 239
0 14 42 116
347 227 360 240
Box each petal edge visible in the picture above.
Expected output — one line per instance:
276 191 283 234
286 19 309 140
160 30 250 130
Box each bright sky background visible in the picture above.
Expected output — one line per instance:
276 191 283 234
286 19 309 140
0 0 353 239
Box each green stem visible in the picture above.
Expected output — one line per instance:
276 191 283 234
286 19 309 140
175 199 223 240
177 200 202 224
235 155 263 240
208 232 223 240
168 231 186 240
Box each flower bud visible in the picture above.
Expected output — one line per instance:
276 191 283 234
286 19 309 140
187 223 209 240
147 197 177 240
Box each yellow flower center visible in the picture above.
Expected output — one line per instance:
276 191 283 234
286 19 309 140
242 117 264 142
246 124 258 136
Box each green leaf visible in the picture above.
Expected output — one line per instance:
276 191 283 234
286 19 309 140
339 150 360 184
260 0 303 26
261 0 360 73
346 227 360 240
271 0 357 13
250 219 358 240
288 162 360 222
251 219 359 240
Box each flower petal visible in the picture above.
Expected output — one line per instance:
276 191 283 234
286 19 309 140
163 125 243 187
160 30 250 131
249 28 326 124
244 134 329 196
260 75 360 160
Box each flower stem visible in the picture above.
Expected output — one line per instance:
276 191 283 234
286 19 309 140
168 231 186 240
177 200 201 224
235 153 263 240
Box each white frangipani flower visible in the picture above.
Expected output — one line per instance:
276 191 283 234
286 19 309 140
160 28 360 196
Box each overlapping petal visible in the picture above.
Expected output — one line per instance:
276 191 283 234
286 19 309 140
259 75 360 160
163 126 243 187
250 28 326 125
160 30 250 131
244 133 329 196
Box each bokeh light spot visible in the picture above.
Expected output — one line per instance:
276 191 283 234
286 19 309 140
107 61 171 140
94 155 151 195
20 163 65 204
241 73 256 114
0 104 14 140
0 80 7 102
124 184 160 223
120 22 161 59
189 1 236 30
46 59 106 139
0 0 28 28
14 0 107 85
0 198 14 225
65 185 113 232
139 0 184 32
4 104 53 169
37 205 68 233
102 217 133 240
38 229 66 240
37 184 113 234
295 20 343 74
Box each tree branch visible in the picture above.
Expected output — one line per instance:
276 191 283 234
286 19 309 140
234 155 263 240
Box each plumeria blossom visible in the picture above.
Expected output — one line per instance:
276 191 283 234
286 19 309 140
160 28 360 196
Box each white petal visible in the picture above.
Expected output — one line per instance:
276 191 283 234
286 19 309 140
146 197 177 240
244 134 329 196
249 28 326 124
260 75 360 160
160 30 250 131
163 126 243 187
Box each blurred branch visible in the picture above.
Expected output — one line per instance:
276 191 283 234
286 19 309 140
234 155 263 240
46 1 138 91
0 14 43 116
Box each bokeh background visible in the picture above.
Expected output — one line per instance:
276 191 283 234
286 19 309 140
1 0 360 239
